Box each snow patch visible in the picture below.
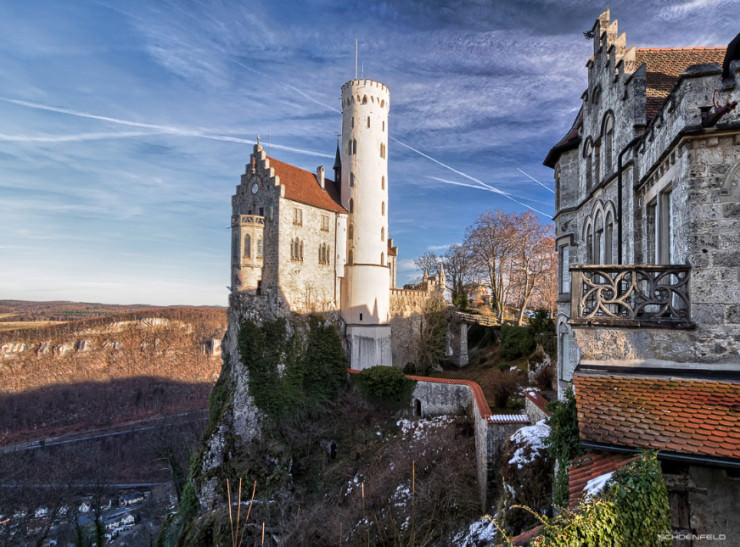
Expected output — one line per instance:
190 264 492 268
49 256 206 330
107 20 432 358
452 515 497 547
507 419 550 469
583 471 614 501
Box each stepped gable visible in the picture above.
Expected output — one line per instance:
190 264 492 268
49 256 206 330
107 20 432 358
267 156 346 213
574 374 740 461
636 47 726 119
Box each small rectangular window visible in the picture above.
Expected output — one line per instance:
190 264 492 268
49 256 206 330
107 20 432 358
293 208 302 226
380 142 386 159
321 215 329 231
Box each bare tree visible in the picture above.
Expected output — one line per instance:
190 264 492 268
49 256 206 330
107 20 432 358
413 251 440 279
464 211 519 322
464 211 555 323
510 213 556 325
441 244 476 309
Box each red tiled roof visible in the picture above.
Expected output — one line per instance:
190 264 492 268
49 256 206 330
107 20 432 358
266 156 346 213
636 47 726 120
510 524 545 545
574 374 740 460
524 390 551 416
567 452 638 509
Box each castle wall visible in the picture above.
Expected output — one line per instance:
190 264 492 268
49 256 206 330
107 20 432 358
276 196 341 313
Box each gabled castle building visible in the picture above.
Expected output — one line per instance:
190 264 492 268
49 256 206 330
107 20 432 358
230 78 414 370
545 10 739 537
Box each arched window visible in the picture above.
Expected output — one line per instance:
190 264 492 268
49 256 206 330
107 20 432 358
380 252 384 265
605 211 614 264
362 95 367 104
349 199 354 214
244 234 251 258
381 201 385 216
381 176 385 190
602 113 614 174
380 227 384 241
584 139 593 192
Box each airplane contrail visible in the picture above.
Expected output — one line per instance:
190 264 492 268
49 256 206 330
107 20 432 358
0 131 163 143
429 176 551 217
517 168 554 193
0 96 332 159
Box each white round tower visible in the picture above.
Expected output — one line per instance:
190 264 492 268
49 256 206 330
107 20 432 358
340 79 392 368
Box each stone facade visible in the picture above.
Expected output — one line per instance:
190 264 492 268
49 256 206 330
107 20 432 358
545 10 740 540
545 10 739 392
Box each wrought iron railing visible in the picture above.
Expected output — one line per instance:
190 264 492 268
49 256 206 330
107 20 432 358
570 264 692 327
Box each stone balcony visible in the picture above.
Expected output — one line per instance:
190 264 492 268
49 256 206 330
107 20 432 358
570 264 694 329
232 214 265 226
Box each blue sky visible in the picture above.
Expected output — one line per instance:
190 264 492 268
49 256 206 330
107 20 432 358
1 0 737 305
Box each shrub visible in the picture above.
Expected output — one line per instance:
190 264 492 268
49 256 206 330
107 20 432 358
498 324 535 361
355 366 415 408
533 452 671 546
482 368 522 409
528 309 556 357
545 386 581 507
415 297 448 375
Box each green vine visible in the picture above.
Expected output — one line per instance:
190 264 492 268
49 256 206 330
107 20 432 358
532 452 671 545
545 385 581 507
237 315 347 421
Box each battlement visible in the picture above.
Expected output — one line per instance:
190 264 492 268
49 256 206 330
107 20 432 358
341 79 390 109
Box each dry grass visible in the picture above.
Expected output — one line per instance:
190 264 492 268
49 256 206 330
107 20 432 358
0 320 67 332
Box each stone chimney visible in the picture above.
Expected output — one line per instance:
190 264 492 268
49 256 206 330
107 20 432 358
317 165 325 189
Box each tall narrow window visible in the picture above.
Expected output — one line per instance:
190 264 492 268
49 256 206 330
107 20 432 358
349 199 354 214
348 224 353 239
381 176 385 190
646 200 657 264
321 215 329 231
658 189 673 264
382 120 385 131
380 252 384 265
300 240 304 261
584 140 593 192
559 245 571 294
603 114 614 174
351 117 354 128
244 234 251 258
293 208 302 226
605 220 613 264
257 237 263 258
381 201 385 216
353 139 357 154
594 143 601 186
232 233 239 260
380 227 384 241
367 116 370 128
348 250 353 265
380 142 386 158
350 172 355 187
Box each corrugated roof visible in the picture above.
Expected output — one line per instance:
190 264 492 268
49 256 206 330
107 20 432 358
637 47 726 120
266 156 346 213
574 374 740 461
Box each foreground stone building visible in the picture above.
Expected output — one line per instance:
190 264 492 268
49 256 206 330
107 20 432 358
545 10 739 540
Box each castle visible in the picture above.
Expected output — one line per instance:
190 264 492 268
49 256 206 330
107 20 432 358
545 10 739 536
230 78 443 369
